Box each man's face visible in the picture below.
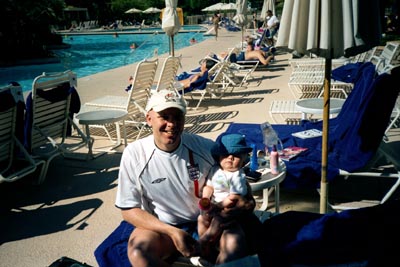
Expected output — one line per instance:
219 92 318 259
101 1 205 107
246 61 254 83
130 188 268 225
146 108 185 152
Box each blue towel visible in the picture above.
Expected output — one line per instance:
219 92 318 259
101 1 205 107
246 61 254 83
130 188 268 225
260 199 400 266
224 62 400 189
94 221 134 267
179 70 209 94
237 52 245 61
331 62 364 83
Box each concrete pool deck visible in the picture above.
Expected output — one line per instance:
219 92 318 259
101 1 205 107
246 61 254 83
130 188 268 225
1 27 399 267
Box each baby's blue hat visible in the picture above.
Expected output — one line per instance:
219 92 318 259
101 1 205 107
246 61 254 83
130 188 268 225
212 133 252 156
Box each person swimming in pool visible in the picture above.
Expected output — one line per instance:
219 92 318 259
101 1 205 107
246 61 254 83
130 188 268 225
130 42 138 49
190 38 197 45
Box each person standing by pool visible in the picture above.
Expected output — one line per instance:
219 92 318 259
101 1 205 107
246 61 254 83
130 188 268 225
213 13 220 40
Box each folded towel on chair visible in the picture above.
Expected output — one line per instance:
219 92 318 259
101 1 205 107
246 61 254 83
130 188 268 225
24 84 81 152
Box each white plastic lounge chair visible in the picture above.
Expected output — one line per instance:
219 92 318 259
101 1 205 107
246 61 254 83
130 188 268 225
288 47 378 72
0 83 45 183
384 93 400 141
152 55 182 93
371 42 400 74
79 58 158 141
27 71 88 184
182 61 231 110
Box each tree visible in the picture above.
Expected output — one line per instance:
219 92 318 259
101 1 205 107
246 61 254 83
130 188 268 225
0 0 65 65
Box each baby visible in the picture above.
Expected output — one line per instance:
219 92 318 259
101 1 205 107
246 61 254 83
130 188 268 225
197 133 254 257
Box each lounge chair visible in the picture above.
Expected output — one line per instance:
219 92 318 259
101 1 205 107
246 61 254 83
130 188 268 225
152 55 182 93
206 48 261 89
370 42 400 74
384 94 400 141
179 61 231 110
225 62 400 207
25 71 88 184
0 83 45 183
79 58 158 141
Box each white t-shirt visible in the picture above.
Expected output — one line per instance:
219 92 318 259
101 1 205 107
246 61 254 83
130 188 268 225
207 166 248 203
267 15 279 28
116 132 215 225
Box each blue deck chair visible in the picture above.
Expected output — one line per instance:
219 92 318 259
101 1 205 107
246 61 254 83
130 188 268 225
224 62 400 192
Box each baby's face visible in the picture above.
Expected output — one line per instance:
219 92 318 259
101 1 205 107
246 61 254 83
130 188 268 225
219 154 246 172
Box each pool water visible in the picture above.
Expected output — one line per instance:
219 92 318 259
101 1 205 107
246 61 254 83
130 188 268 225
0 29 208 92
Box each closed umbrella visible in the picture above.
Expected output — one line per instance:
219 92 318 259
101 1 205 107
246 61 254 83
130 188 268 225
276 0 381 213
233 0 248 49
162 0 181 56
260 0 275 21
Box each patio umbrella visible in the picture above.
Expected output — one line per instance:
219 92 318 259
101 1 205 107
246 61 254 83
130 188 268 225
276 0 381 213
260 0 275 21
125 8 142 14
125 8 142 24
221 3 237 11
202 3 225 12
143 7 162 13
233 0 248 49
162 0 181 56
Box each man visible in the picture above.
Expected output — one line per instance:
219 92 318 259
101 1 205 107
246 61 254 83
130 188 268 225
265 10 279 45
115 90 258 266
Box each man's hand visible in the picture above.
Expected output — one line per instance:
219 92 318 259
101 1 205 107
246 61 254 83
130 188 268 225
170 228 200 257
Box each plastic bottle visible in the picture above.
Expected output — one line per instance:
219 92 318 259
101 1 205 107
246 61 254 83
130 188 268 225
269 145 280 175
249 143 259 171
260 122 279 153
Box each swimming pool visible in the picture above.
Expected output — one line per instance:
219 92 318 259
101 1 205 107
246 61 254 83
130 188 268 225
0 27 209 92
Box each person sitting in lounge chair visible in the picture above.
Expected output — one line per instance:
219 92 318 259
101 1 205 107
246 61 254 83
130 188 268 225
244 39 274 65
176 59 217 94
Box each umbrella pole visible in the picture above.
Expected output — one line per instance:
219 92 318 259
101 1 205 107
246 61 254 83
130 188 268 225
241 27 244 50
320 58 332 214
171 35 175 56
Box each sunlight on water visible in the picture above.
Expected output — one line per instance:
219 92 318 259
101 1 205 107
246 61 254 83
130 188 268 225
0 27 208 92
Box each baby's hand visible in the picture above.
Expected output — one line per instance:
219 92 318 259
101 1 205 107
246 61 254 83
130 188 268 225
222 195 238 209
